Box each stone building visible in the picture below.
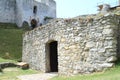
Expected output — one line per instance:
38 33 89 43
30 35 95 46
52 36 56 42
22 13 120 75
0 0 56 28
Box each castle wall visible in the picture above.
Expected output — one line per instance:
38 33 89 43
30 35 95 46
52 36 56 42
22 14 120 75
0 0 56 27
15 0 24 27
19 0 56 27
0 0 16 23
47 0 56 18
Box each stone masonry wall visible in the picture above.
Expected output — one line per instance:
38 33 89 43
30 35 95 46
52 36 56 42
0 0 16 23
22 14 120 75
0 0 56 27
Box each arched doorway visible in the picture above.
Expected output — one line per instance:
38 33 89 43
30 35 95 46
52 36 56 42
46 41 58 72
30 19 37 29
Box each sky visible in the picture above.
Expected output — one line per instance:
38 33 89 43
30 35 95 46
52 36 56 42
36 0 118 18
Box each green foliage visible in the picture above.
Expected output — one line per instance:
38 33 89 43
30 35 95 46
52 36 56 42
0 23 24 60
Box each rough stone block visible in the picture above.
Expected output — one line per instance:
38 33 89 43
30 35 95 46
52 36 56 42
100 63 114 68
106 56 117 62
17 62 29 70
86 42 95 48
98 48 106 53
116 7 120 10
102 29 113 34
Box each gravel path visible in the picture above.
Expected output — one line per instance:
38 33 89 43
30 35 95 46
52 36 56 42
17 73 57 80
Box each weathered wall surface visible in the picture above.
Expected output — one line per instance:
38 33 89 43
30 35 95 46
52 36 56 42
0 0 56 27
22 14 120 75
15 0 24 27
0 0 16 23
16 0 56 27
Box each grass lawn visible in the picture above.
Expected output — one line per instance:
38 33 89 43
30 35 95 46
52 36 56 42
0 57 39 80
0 23 24 61
0 24 39 80
0 57 17 63
51 62 120 80
0 68 39 80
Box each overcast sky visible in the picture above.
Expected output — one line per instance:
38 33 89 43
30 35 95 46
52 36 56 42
36 0 118 18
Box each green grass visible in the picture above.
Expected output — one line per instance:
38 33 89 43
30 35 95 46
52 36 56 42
0 23 18 29
51 62 120 80
0 23 38 80
0 57 39 80
0 23 24 60
0 57 17 63
0 68 39 80
0 23 39 80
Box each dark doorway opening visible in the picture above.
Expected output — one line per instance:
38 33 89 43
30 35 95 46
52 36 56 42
49 41 58 72
117 24 120 59
30 19 37 29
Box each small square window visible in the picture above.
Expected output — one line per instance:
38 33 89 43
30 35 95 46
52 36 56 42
33 6 37 14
